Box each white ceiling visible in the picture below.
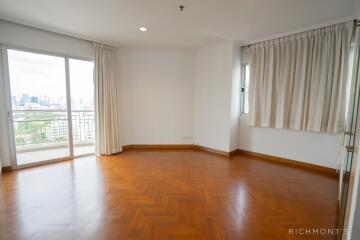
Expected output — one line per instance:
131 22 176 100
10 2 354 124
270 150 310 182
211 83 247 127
0 0 356 48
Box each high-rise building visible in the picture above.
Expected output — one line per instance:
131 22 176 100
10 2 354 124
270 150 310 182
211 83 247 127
20 93 30 105
31 96 39 104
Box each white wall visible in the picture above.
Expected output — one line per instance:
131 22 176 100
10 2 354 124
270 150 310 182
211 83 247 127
238 117 341 168
229 44 241 151
118 48 195 145
194 41 236 152
0 20 93 59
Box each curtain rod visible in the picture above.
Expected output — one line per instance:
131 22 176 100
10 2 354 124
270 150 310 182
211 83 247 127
243 18 356 48
355 19 360 27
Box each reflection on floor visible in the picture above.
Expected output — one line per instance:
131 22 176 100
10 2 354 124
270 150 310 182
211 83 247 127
16 145 95 165
0 150 339 240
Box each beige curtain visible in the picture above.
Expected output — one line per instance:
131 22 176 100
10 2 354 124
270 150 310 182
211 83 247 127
94 43 122 155
247 22 350 133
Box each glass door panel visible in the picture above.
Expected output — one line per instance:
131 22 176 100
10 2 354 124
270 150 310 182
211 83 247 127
69 59 95 156
7 49 71 165
337 30 360 239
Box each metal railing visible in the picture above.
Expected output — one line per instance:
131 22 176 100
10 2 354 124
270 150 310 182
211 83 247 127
12 109 95 148
71 110 95 144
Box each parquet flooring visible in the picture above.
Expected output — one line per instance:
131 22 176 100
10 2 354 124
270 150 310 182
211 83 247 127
0 149 339 240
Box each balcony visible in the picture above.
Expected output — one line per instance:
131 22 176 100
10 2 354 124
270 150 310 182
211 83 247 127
13 109 95 165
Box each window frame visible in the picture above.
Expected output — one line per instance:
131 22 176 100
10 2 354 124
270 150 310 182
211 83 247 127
240 63 249 116
2 44 94 169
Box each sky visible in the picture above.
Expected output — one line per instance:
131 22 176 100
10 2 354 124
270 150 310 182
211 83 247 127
7 49 94 108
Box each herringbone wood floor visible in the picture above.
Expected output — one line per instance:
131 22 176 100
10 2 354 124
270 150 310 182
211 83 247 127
0 149 338 240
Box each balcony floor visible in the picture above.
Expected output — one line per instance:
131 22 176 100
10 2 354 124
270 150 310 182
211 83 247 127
16 145 95 165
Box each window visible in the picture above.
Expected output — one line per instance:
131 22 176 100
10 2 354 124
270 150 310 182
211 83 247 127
7 49 70 165
6 48 94 166
240 64 250 115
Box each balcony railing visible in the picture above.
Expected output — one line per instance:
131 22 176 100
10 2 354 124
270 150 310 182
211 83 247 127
71 110 95 144
12 109 95 151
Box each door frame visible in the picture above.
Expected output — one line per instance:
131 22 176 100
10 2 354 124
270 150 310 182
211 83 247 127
2 44 94 169
341 20 360 240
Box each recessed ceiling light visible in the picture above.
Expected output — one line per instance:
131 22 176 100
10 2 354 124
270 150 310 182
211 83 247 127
139 27 147 32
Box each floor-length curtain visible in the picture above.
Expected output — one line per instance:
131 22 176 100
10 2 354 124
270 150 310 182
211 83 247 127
0 44 12 170
94 43 122 155
247 22 350 133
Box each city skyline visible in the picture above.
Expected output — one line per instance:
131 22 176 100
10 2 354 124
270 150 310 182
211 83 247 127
7 49 94 110
12 92 94 110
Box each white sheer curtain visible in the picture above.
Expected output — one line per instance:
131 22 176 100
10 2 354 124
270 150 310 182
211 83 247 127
247 22 350 133
0 44 12 171
0 44 4 172
94 43 122 155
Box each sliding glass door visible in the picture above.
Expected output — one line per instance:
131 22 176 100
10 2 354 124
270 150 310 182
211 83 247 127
5 48 94 167
69 59 95 156
7 49 70 165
